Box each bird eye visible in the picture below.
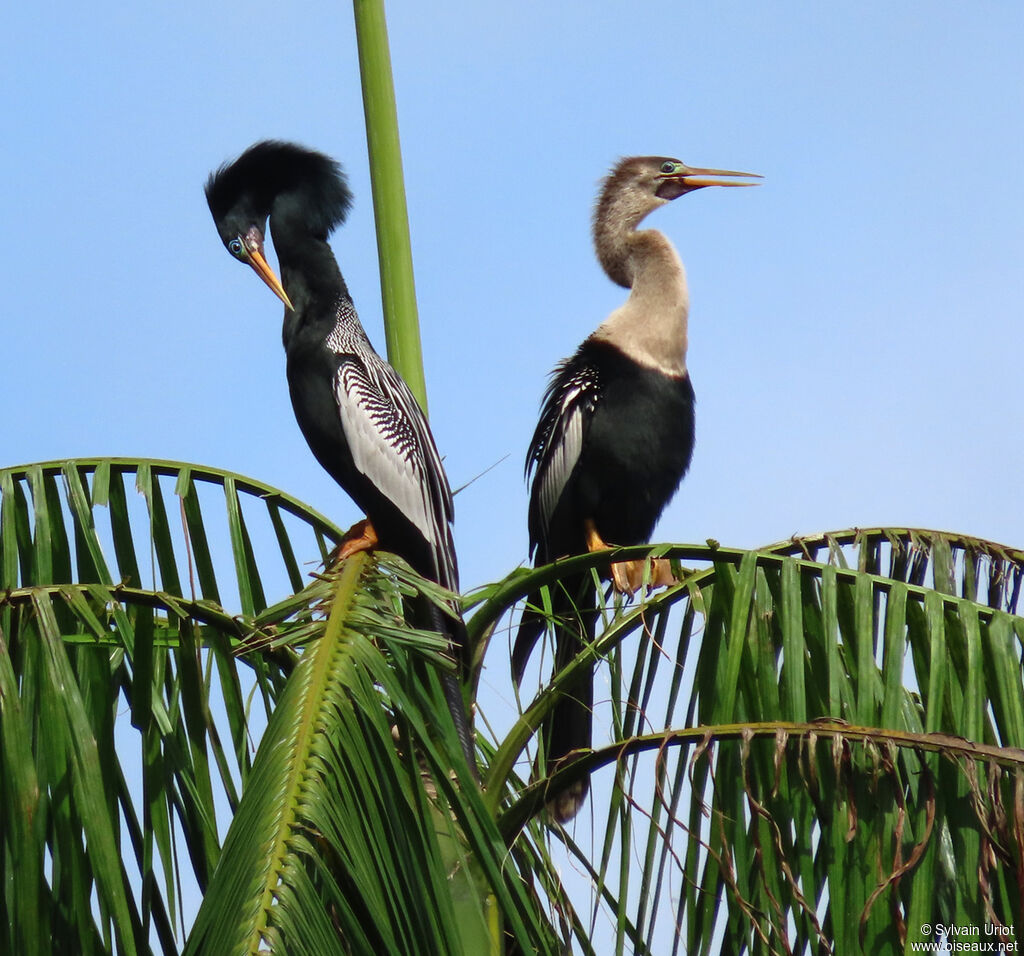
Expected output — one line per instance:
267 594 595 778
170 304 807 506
228 238 245 258
660 161 676 174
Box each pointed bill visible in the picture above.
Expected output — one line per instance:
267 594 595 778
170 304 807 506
679 165 762 188
247 245 294 310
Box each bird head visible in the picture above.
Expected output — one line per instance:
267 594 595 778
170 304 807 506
217 218 294 311
598 156 761 229
205 140 354 311
650 157 762 200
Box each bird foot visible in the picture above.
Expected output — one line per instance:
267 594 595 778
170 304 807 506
584 519 677 595
610 557 677 595
328 518 379 567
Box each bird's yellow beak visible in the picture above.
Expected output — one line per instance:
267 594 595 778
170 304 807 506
675 165 762 188
246 244 295 311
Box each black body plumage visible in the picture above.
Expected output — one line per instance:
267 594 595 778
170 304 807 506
515 154 756 822
525 338 695 569
205 140 472 765
282 295 459 596
515 339 695 821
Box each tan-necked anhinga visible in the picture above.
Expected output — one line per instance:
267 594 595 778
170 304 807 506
515 156 760 820
205 140 474 771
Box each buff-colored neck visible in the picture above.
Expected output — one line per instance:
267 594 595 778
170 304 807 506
591 202 689 378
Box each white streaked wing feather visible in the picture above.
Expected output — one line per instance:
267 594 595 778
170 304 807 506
529 359 603 556
535 389 585 534
333 358 452 580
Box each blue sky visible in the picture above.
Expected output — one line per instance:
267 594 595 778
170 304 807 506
5 3 1021 595
4 0 1023 936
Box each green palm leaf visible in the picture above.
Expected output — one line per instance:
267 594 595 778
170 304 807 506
4 455 1024 953
0 458 342 954
483 530 1024 953
0 458 571 955
184 551 564 955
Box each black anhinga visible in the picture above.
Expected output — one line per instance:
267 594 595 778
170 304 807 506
515 156 760 821
205 140 474 769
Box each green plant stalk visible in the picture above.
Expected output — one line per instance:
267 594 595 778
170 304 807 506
350 14 500 939
352 0 428 414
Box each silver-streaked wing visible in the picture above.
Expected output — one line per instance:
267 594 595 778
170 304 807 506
527 357 601 557
333 351 457 588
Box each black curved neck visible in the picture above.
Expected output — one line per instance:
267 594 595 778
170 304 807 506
269 210 351 327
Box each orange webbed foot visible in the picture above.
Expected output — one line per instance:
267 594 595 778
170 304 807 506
328 518 379 567
584 519 678 595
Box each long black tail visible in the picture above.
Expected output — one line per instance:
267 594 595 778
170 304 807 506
513 574 598 822
419 598 477 778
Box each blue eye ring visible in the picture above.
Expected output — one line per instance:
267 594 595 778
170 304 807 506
228 237 245 258
660 161 676 174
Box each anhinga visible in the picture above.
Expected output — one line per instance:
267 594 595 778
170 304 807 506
515 156 759 821
205 140 474 769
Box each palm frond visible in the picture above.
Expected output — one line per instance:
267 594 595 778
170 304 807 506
6 454 1023 953
483 530 1024 953
0 458 344 955
185 551 564 956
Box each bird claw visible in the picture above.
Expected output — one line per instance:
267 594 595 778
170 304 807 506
585 520 676 594
328 518 379 567
610 557 677 595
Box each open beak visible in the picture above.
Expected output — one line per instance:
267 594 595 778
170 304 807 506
243 231 294 311
675 165 762 188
